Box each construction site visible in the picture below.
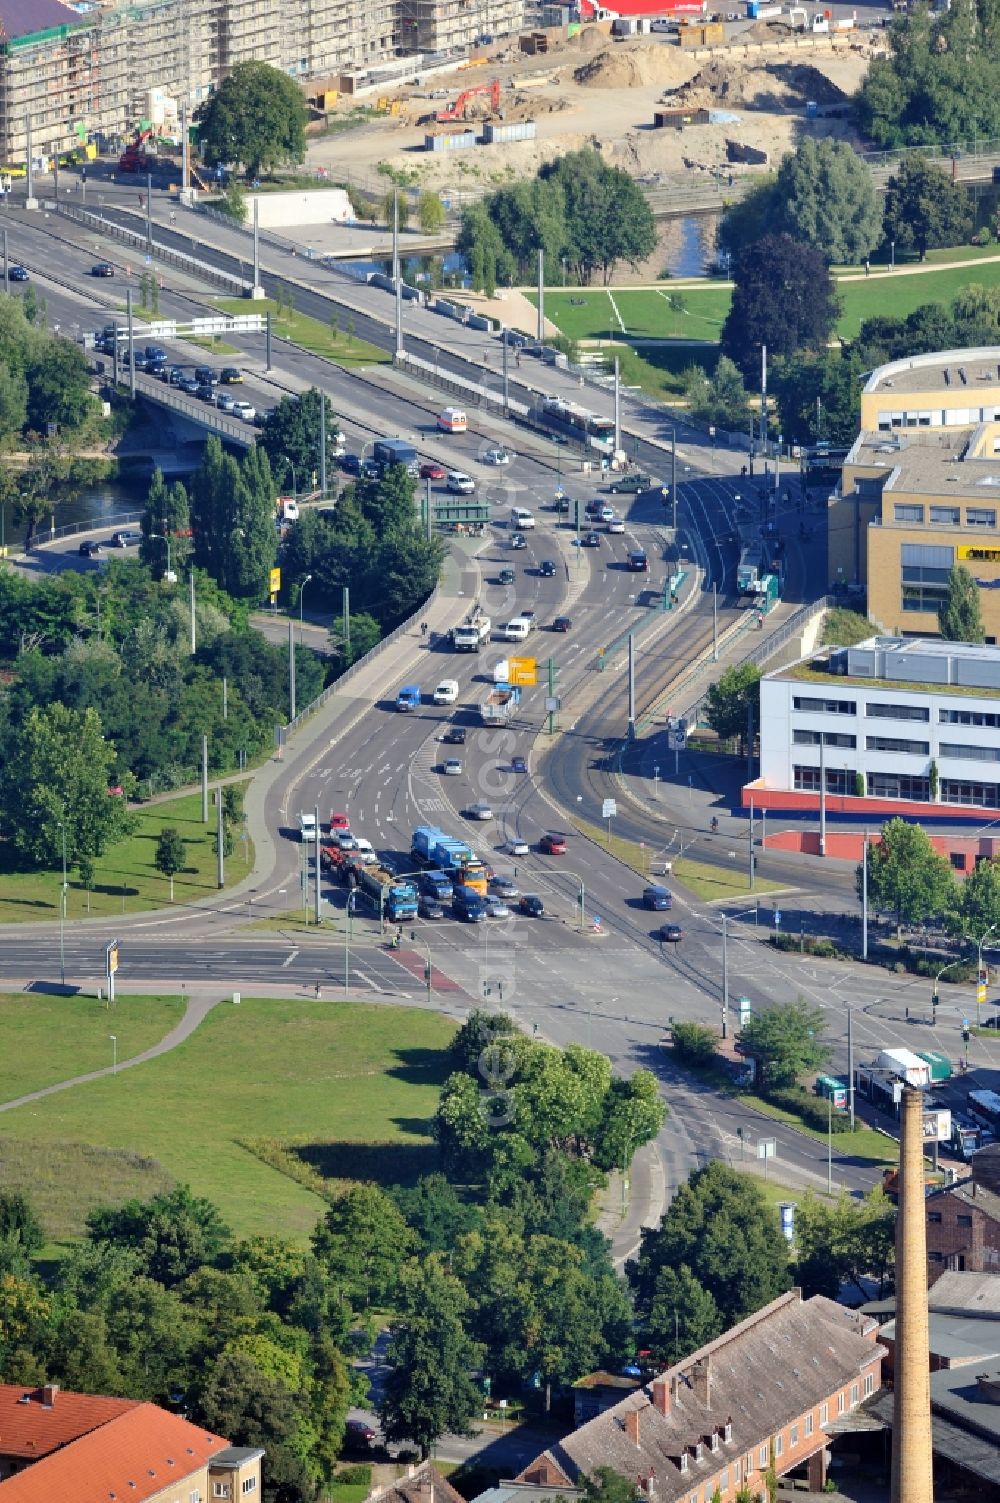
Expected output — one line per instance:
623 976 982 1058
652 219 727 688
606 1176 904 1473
307 19 880 214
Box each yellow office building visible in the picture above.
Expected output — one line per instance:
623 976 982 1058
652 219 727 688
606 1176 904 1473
829 348 1000 641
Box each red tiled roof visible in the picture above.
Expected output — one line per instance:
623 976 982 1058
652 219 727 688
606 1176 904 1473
0 1404 229 1503
0 1386 137 1460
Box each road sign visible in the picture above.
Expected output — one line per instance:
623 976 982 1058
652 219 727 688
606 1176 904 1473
544 695 560 713
269 566 281 597
667 726 686 751
508 655 537 686
774 909 781 928
602 798 617 819
757 1138 776 1160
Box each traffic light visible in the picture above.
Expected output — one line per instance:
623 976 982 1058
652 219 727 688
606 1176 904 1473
963 1025 971 1044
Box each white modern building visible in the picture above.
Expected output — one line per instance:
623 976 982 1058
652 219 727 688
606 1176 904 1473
748 636 1000 820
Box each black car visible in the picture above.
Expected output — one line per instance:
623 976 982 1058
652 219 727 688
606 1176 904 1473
418 895 444 920
519 894 544 917
8 265 29 282
658 923 683 943
195 383 216 402
91 262 115 278
490 875 519 899
219 366 243 384
539 559 556 578
193 366 218 387
498 567 515 586
78 539 102 557
442 726 466 745
582 532 602 548
627 551 649 573
552 616 572 632
144 345 167 363
551 496 570 514
167 366 186 386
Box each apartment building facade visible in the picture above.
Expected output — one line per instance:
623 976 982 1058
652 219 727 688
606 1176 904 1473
0 0 524 162
515 1292 884 1501
828 348 1000 640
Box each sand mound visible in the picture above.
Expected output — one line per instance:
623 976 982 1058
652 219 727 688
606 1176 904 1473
567 24 607 51
671 56 846 109
574 43 695 89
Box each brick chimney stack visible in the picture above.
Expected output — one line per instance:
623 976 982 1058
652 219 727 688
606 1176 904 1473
890 1087 934 1503
690 1358 712 1408
651 1379 671 1417
624 1408 642 1446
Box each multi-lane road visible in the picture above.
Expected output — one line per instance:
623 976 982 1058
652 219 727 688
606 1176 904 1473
5 183 998 1224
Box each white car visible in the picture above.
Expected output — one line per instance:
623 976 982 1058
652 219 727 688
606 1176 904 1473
433 680 459 705
442 757 463 776
232 400 256 421
483 448 511 466
216 391 237 412
607 517 625 534
446 471 475 494
466 802 493 821
506 838 530 856
352 838 377 864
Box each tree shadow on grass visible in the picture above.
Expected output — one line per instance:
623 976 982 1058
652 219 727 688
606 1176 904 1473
384 1047 451 1087
0 897 57 910
293 1139 438 1189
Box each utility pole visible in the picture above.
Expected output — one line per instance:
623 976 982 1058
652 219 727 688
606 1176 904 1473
265 310 272 372
847 1005 855 1130
145 170 153 257
126 286 135 397
721 913 729 1039
862 830 869 960
252 196 261 295
501 328 509 414
760 343 768 459
319 394 327 497
201 735 208 823
2 228 7 295
189 569 196 653
713 582 718 661
749 801 755 892
25 113 36 209
216 789 224 888
424 478 432 542
627 632 635 741
222 675 228 721
613 356 621 454
181 103 189 194
819 735 827 856
314 803 321 926
546 656 557 736
671 427 677 532
112 319 120 385
343 585 350 660
288 619 296 720
393 189 403 358
537 248 544 342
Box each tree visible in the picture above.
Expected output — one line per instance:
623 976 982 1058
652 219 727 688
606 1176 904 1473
794 1188 895 1301
646 1264 723 1366
382 189 410 233
418 191 446 235
154 826 186 900
629 1162 791 1327
188 438 277 600
772 138 881 265
85 1184 230 1287
939 564 985 643
861 817 956 930
1 702 134 869
670 1021 718 1069
717 177 779 260
197 1348 313 1498
311 1185 415 1313
0 1192 44 1264
592 1070 666 1174
330 610 380 666
259 389 339 494
581 1471 642 1503
195 61 307 180
704 662 761 750
683 356 752 432
883 155 973 262
379 1254 483 1459
955 857 1000 943
24 339 93 433
738 998 831 1093
771 347 870 448
141 471 191 580
541 149 656 284
720 234 840 380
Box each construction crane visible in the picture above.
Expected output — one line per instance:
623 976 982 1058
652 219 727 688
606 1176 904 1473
435 79 501 123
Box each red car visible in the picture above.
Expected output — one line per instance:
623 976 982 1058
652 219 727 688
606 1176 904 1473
539 832 568 855
419 462 446 481
329 811 350 832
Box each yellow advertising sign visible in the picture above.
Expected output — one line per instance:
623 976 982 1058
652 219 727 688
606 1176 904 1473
106 941 119 975
978 982 988 1006
268 567 281 597
958 546 1000 564
508 656 537 686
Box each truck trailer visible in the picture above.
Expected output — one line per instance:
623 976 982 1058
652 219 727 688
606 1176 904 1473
875 1048 932 1088
411 825 488 895
355 863 418 921
481 683 522 725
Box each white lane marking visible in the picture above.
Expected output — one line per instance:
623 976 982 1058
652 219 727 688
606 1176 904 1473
281 949 299 968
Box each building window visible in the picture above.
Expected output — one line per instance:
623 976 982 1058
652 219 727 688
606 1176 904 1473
792 696 856 714
966 507 998 527
790 1425 798 1446
865 702 930 722
837 1392 846 1415
721 1471 729 1490
867 772 930 800
940 707 1000 727
793 766 855 794
958 1214 973 1227
930 506 961 525
940 742 1000 762
928 1211 942 1223
241 1483 258 1498
864 1373 875 1398
850 1384 859 1406
805 1413 813 1437
792 730 857 748
759 1444 769 1467
894 504 925 522
820 1403 829 1426
774 1433 783 1458
941 778 1000 806
213 1488 228 1500
865 735 930 755
929 1250 944 1262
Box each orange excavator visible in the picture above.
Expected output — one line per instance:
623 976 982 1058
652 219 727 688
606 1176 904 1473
435 79 501 123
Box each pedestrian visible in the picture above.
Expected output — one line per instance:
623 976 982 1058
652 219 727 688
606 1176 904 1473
864 257 870 278
314 980 322 1000
421 620 428 636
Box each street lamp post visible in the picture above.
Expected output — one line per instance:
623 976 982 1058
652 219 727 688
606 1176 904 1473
109 1034 117 1075
57 820 68 985
299 573 312 644
721 906 759 1040
932 957 967 1027
976 925 997 1024
150 531 172 578
559 867 587 930
344 889 355 993
283 457 297 499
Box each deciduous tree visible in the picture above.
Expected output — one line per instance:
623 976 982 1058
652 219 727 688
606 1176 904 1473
154 826 187 899
646 1264 723 1365
772 137 881 265
861 817 956 929
720 234 840 379
939 563 985 643
738 998 831 1092
704 662 761 749
85 1185 231 1287
195 61 307 179
882 155 973 261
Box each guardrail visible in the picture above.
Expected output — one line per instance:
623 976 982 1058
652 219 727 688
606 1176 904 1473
54 201 248 294
129 372 256 445
8 508 145 559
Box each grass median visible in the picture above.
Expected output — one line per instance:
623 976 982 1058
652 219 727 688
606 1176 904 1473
214 296 389 367
0 998 456 1244
569 815 784 900
0 790 253 924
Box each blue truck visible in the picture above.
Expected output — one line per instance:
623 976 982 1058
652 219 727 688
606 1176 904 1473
374 437 419 474
356 862 418 921
411 825 488 895
396 684 421 712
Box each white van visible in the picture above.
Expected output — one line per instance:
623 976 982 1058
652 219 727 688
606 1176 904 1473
501 619 531 643
509 507 536 530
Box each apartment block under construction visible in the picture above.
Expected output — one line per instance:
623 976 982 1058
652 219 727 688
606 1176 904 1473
0 0 522 162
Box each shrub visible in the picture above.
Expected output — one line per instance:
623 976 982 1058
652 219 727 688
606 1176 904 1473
671 1021 718 1067
765 1084 853 1133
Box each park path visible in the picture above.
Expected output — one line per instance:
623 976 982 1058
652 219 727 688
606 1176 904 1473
0 991 223 1113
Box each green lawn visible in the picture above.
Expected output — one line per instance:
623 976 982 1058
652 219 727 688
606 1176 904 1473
673 856 785 902
215 297 390 367
0 790 253 924
835 259 1000 338
0 998 456 1243
0 993 183 1101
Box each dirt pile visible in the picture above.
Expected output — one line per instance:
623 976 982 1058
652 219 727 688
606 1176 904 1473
573 43 696 90
670 56 847 108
